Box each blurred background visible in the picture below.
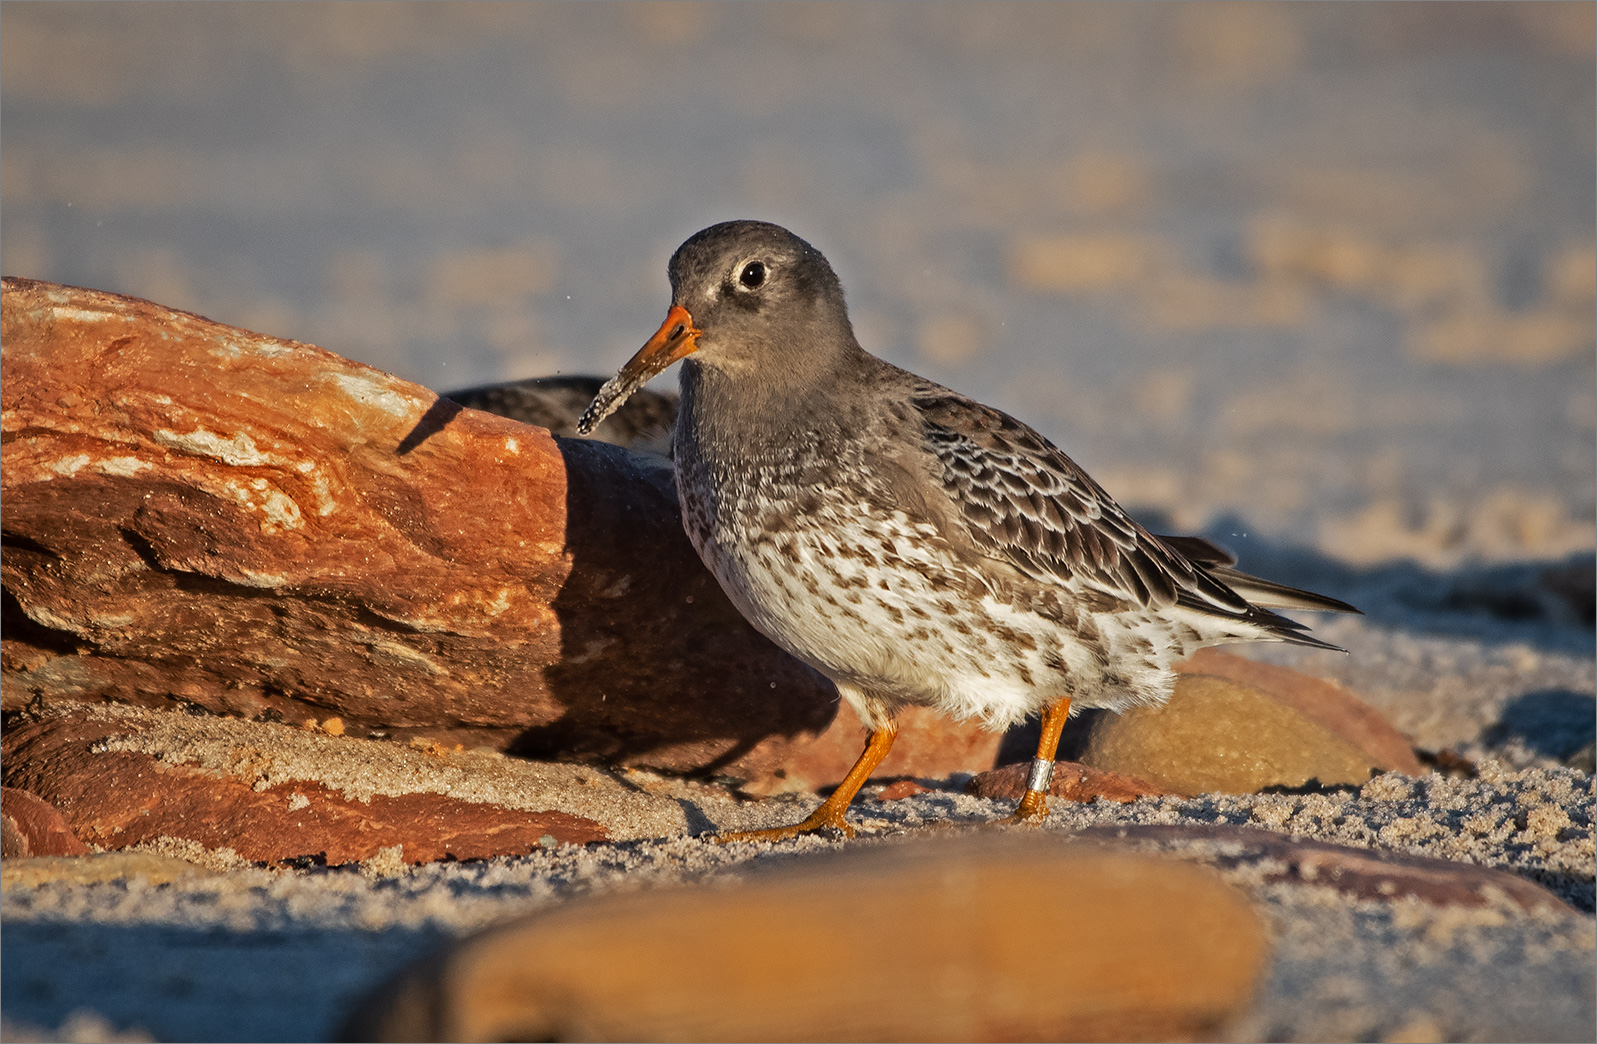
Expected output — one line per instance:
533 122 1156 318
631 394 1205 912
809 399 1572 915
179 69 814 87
3 1 1593 567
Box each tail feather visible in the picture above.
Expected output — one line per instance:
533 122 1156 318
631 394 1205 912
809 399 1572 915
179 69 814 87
1155 532 1360 614
1270 624 1347 653
1158 532 1359 652
1255 605 1347 651
1209 566 1361 615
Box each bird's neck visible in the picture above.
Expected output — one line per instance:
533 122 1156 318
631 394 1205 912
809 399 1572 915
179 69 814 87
677 342 866 460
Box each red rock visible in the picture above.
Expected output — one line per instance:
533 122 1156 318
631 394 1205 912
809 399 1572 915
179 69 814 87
874 779 932 801
964 760 1172 803
742 701 1005 797
3 708 606 865
1 785 90 856
0 278 836 784
1079 823 1575 914
1178 649 1423 775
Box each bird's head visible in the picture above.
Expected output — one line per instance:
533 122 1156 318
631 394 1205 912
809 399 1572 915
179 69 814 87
578 220 855 435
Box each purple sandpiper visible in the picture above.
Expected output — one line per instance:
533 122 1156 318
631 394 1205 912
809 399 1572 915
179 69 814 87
579 220 1357 841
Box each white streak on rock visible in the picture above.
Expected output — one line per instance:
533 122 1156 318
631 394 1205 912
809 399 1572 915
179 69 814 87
324 372 417 420
49 454 92 477
154 427 272 467
98 456 153 476
51 306 115 324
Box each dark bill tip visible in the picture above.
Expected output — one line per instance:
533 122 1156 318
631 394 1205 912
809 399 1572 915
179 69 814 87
577 305 700 435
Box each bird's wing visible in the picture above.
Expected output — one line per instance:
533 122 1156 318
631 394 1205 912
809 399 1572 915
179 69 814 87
908 388 1301 627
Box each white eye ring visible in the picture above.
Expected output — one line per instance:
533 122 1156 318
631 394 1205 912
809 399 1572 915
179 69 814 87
736 259 768 290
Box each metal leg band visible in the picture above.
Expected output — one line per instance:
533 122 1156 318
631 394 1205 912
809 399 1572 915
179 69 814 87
1026 757 1055 794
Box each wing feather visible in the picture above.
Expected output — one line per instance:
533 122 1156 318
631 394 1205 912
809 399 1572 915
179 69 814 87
907 387 1352 644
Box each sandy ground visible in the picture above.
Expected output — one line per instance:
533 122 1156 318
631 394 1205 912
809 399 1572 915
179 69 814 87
1 5 1593 1041
2 599 1593 1042
1 749 1592 1042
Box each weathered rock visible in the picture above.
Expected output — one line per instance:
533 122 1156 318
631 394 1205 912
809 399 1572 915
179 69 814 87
964 759 1172 803
1079 672 1382 796
1 785 89 857
1079 823 1576 914
342 836 1269 1042
3 706 710 864
0 278 836 783
1176 649 1424 775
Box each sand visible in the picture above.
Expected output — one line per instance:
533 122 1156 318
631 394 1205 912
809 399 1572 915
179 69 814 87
3 605 1593 1041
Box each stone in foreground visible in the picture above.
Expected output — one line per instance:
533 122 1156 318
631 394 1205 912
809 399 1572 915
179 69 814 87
342 836 1268 1042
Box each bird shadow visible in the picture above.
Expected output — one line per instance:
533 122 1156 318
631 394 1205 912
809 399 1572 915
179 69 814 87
505 436 837 772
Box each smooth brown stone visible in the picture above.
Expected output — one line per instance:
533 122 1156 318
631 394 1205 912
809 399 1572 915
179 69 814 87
0 277 836 783
1177 649 1424 775
1 785 89 857
964 760 1173 803
1080 673 1381 796
1078 823 1576 914
3 710 608 864
342 836 1269 1042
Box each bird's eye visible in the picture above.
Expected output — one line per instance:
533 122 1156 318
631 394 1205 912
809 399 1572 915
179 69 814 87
738 261 767 289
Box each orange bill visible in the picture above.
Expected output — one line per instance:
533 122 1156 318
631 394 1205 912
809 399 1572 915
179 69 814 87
577 305 701 435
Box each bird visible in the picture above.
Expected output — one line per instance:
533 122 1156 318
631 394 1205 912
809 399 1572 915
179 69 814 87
577 220 1358 841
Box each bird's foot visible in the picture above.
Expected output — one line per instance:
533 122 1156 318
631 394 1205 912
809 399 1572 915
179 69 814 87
996 789 1051 827
714 805 856 844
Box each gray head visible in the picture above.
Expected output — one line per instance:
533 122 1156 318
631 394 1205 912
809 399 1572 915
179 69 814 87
577 221 859 434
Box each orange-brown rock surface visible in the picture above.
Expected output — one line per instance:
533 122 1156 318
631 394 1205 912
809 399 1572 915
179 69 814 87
3 709 609 864
1 785 90 857
1049 650 1425 797
1081 672 1382 795
0 278 838 783
342 836 1270 1042
1176 649 1424 775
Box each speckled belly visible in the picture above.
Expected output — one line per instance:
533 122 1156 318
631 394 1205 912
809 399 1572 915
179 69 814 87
675 473 1086 727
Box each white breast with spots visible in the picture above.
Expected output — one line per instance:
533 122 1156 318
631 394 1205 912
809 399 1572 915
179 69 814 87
673 450 1086 729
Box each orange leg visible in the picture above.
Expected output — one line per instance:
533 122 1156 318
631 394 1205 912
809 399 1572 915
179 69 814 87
1003 697 1072 824
717 723 898 843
